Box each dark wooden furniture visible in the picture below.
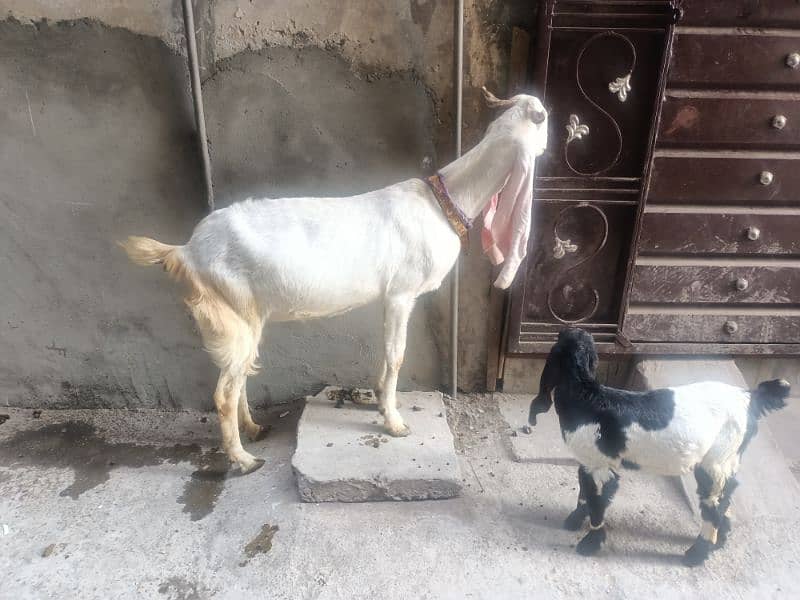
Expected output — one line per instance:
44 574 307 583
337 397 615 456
505 0 800 355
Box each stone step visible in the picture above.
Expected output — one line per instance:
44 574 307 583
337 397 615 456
291 387 462 502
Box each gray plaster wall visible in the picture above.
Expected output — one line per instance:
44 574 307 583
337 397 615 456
0 1 539 409
0 19 212 409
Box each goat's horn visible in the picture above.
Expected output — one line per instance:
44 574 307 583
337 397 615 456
482 86 514 108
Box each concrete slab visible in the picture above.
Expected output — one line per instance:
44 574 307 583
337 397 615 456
291 387 462 502
496 393 577 466
631 358 800 522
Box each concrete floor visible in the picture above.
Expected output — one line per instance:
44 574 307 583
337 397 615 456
1 394 799 600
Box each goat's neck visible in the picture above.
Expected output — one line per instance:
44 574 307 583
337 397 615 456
438 136 513 221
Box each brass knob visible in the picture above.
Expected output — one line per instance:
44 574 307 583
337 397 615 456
746 226 761 241
787 52 800 69
724 320 739 335
759 171 774 185
772 115 788 130
735 277 749 291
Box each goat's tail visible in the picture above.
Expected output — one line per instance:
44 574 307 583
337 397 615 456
750 379 791 419
118 235 261 376
118 236 187 280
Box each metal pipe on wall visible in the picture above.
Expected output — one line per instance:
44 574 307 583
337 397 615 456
181 0 215 211
451 0 464 400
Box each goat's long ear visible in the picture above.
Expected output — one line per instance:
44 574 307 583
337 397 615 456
529 356 556 425
482 86 514 108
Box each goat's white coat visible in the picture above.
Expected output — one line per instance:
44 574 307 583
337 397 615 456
122 94 548 471
564 381 749 477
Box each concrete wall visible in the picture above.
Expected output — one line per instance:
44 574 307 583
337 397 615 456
0 1 539 409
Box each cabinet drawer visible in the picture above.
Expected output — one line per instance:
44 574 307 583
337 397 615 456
630 265 800 304
649 156 800 205
638 212 800 256
670 33 800 89
659 96 800 149
624 312 800 343
680 2 800 28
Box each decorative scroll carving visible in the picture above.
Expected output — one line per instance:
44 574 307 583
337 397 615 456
546 204 609 324
608 73 632 102
564 32 637 176
553 235 578 259
565 114 589 144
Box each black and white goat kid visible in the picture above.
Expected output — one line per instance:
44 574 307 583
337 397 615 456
528 328 790 566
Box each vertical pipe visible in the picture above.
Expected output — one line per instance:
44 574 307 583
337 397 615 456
451 0 464 400
181 0 214 211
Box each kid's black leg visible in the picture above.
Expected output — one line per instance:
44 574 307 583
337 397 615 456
714 477 738 549
684 465 727 566
564 466 590 531
576 469 619 556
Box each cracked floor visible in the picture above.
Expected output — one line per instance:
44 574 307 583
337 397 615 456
1 394 799 599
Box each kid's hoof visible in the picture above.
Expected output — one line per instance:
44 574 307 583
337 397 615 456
563 506 588 531
239 458 266 475
575 527 606 556
683 538 712 567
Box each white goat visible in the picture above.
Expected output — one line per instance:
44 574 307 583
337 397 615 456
121 89 548 473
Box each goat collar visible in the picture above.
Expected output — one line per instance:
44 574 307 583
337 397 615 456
424 172 472 252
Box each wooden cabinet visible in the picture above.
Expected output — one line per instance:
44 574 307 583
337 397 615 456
505 0 800 355
623 2 800 352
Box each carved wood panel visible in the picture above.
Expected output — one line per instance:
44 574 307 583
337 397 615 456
506 0 676 353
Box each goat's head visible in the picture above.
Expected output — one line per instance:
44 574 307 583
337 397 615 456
528 328 598 425
482 86 548 155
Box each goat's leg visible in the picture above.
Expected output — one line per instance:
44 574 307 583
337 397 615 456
685 464 728 566
575 469 618 556
215 371 264 474
376 359 388 415
564 465 591 531
238 383 266 442
379 295 414 437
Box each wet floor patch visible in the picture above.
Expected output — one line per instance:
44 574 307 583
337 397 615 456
0 421 228 520
157 576 208 600
240 523 279 566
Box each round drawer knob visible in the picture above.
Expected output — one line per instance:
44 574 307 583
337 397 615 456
772 115 788 130
735 277 749 291
759 171 774 185
746 226 761 241
787 52 800 69
724 320 739 335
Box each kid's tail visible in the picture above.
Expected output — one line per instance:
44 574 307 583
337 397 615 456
750 379 791 419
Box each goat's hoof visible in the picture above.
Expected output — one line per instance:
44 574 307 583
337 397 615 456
386 423 411 437
377 405 386 415
575 528 606 556
683 538 712 567
563 506 588 531
239 457 266 475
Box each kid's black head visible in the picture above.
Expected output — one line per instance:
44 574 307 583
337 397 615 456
528 328 598 425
